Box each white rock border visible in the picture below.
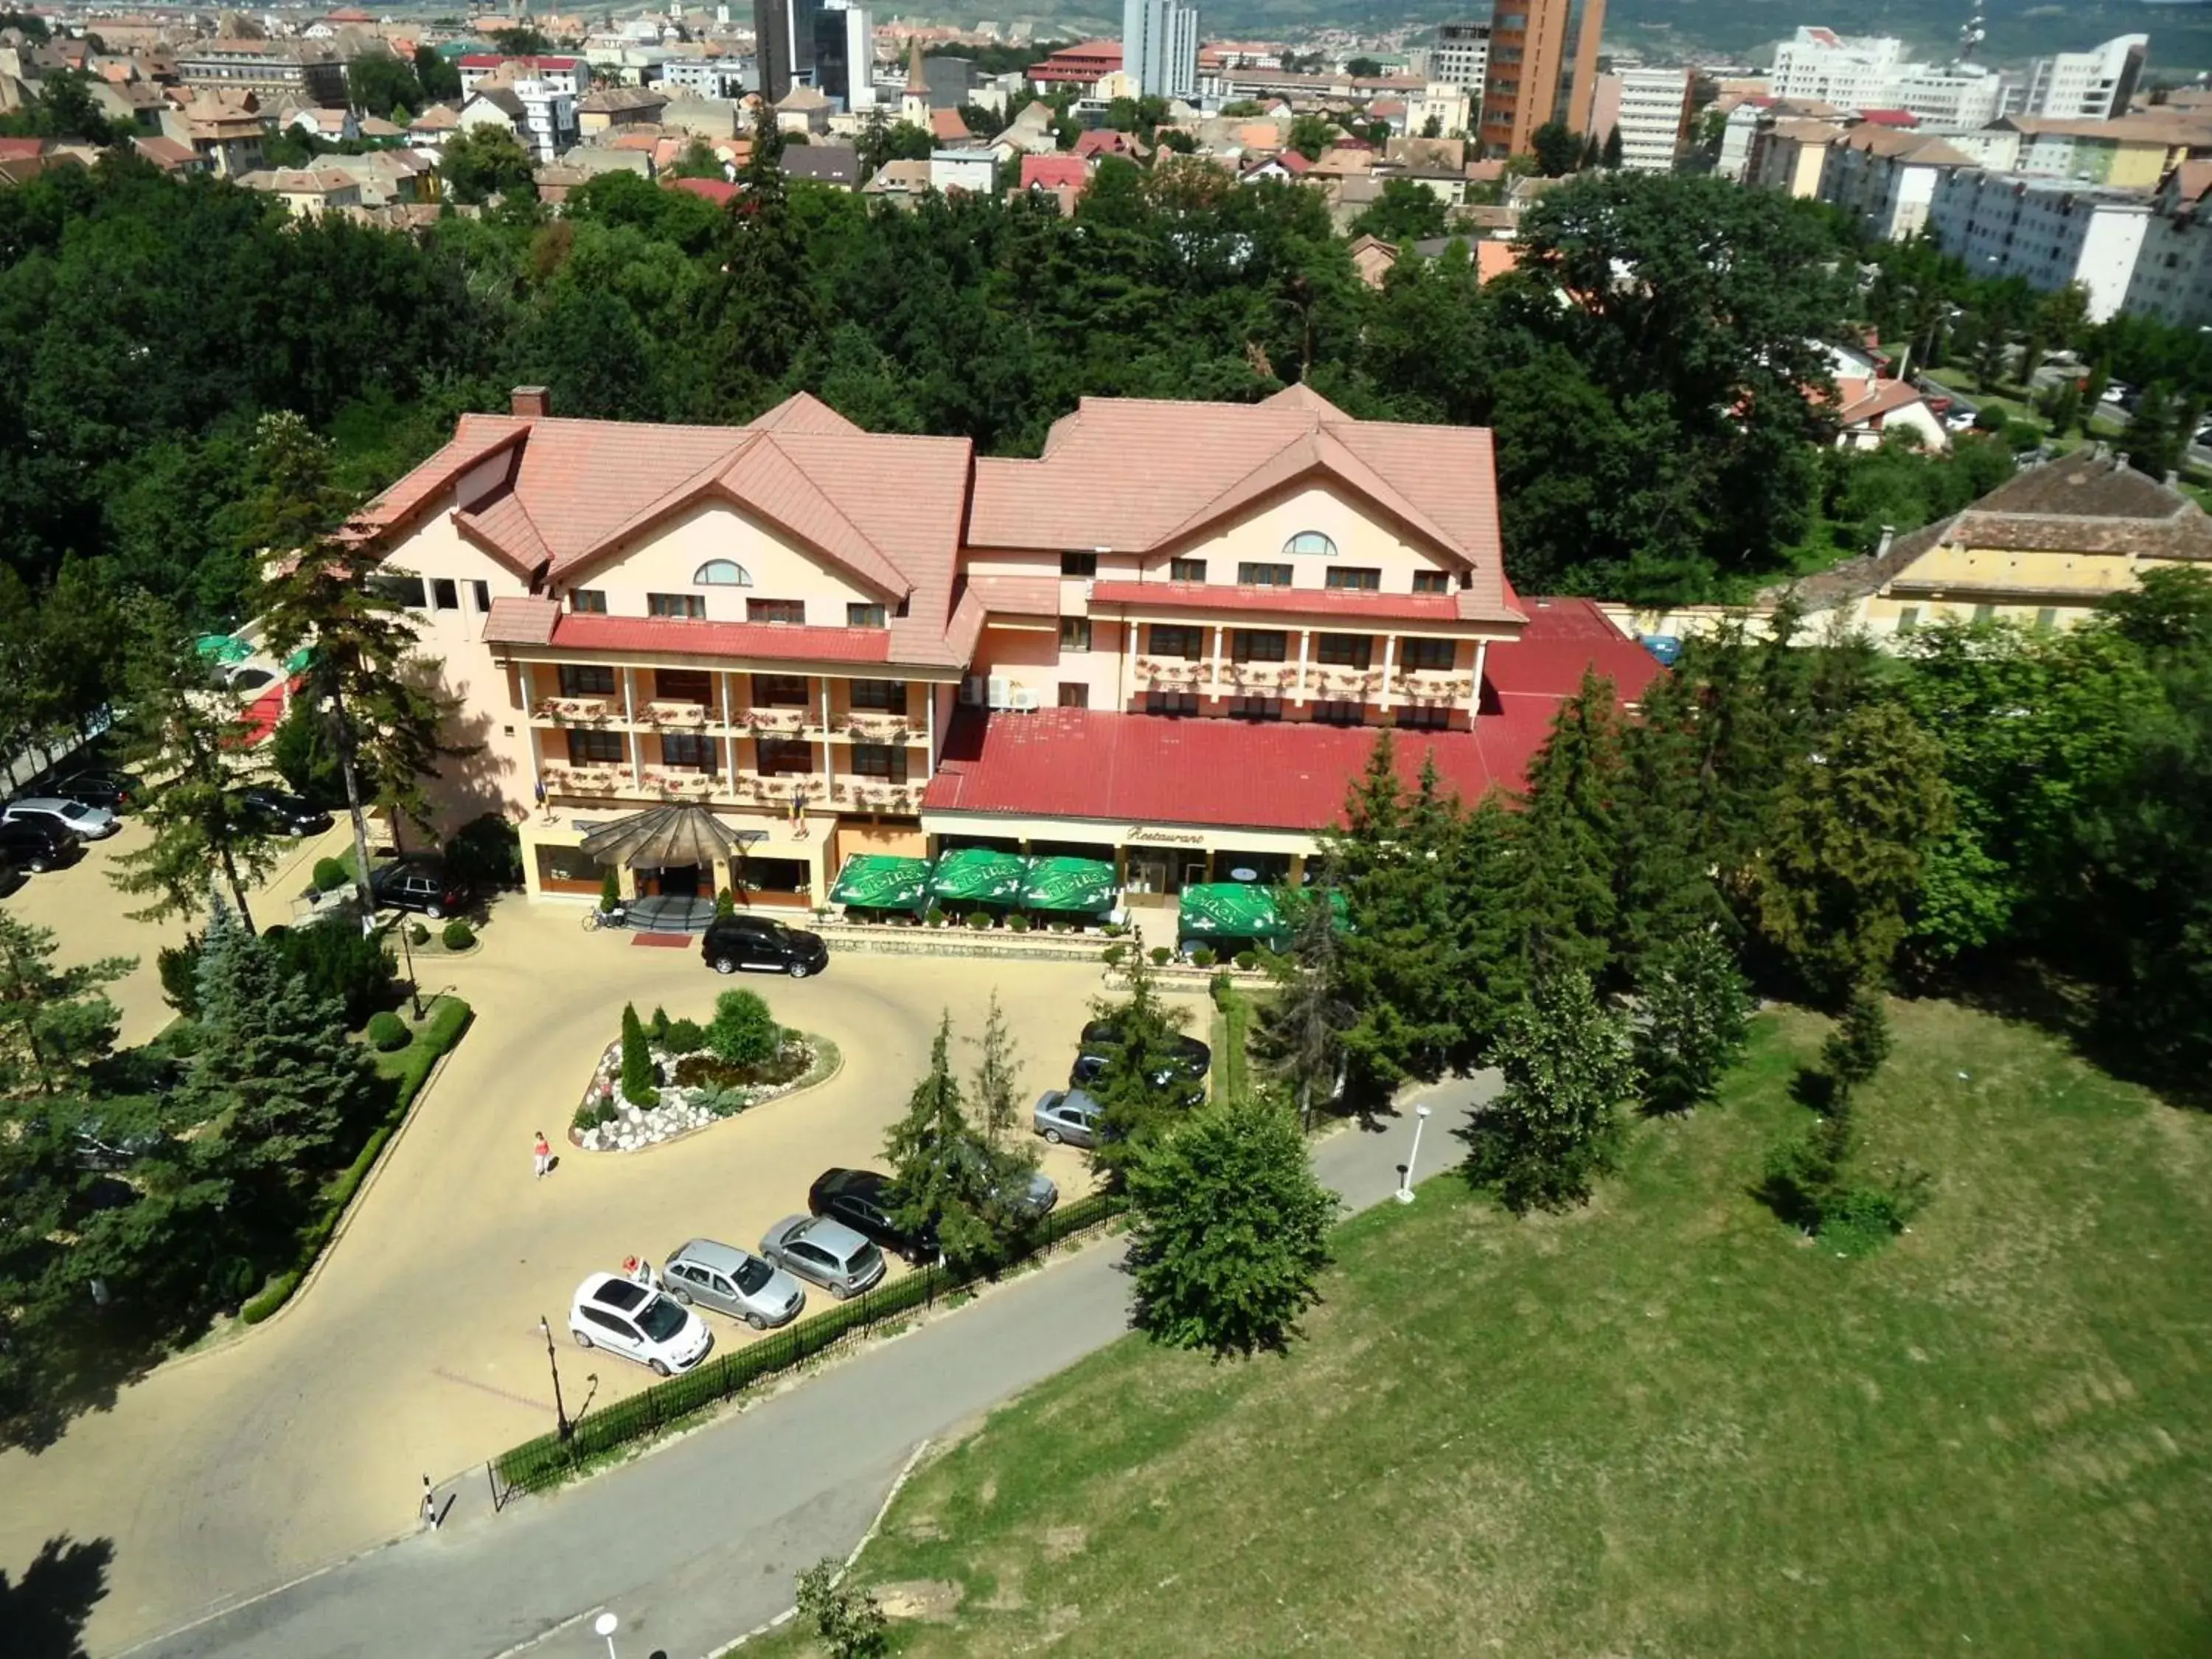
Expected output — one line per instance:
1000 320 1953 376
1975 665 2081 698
569 1034 819 1152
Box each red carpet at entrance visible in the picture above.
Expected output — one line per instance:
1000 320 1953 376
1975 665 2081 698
630 933 693 947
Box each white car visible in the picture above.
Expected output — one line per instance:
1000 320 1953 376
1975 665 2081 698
1 797 119 840
568 1272 714 1377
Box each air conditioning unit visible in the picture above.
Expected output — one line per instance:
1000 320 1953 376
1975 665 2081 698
986 676 1012 710
959 674 986 706
1008 686 1038 713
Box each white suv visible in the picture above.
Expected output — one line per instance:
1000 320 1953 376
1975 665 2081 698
568 1272 714 1376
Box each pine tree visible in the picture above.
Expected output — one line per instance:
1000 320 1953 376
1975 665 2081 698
2125 382 2182 480
1254 879 1354 1130
1126 1093 1338 1357
619 1001 660 1106
1634 930 1753 1115
1613 668 1727 978
1820 983 1893 1108
175 902 376 1239
1465 969 1637 1213
968 990 1023 1144
1514 669 1624 984
1601 125 1624 169
1441 793 1526 1064
884 1014 1037 1267
1085 950 1203 1184
0 911 131 1100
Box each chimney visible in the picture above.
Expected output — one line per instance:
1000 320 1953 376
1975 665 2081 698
510 386 549 418
1876 524 1896 558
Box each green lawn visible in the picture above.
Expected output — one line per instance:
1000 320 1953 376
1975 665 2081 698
769 1000 2212 1657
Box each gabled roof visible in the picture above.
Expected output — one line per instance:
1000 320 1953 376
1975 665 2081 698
1020 153 1088 190
967 383 1517 624
928 106 969 142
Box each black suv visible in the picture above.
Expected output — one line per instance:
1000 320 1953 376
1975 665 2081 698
700 914 829 978
807 1167 936 1265
1072 1019 1211 1089
240 787 335 838
369 854 469 918
44 769 144 813
0 818 80 874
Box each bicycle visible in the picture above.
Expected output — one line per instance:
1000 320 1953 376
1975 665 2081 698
581 905 627 933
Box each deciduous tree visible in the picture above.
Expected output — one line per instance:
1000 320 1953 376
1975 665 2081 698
1464 970 1636 1213
884 1015 1038 1267
1633 931 1752 1115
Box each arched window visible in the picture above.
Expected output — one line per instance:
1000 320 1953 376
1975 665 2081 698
1283 531 1338 559
693 559 752 587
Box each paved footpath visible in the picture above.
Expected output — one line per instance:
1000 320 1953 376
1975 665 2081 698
124 1076 1491 1659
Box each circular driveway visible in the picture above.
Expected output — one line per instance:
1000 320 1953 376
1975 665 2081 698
0 897 1143 1653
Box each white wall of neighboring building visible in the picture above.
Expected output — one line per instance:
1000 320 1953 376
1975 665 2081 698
1122 0 1198 101
1608 66 1690 172
2126 184 2212 328
1432 20 1489 93
1770 27 1905 108
2020 33 2147 120
1930 170 2152 321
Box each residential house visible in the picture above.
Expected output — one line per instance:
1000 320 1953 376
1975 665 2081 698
1017 150 1089 213
408 103 462 150
1826 375 1950 451
1745 113 1850 198
1073 128 1148 164
288 106 362 144
992 100 1059 158
578 83 669 136
461 80 580 164
929 147 995 195
860 156 931 205
237 165 364 218
774 82 831 136
1818 125 1975 240
167 90 265 178
460 54 589 97
1241 149 1311 184
928 106 973 147
347 381 1650 908
783 142 861 189
317 148 431 206
176 39 347 105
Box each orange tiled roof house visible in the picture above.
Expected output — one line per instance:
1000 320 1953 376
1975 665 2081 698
352 385 1650 907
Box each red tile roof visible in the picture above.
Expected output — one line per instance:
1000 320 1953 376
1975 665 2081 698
460 53 581 69
496 609 894 664
667 176 737 204
1091 580 1466 624
928 107 970 142
1484 597 1662 707
1020 153 1089 190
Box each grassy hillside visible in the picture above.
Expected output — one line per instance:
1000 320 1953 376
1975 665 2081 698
770 1000 2212 1656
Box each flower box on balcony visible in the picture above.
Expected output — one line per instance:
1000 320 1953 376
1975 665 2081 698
643 700 708 728
538 696 611 725
748 709 806 734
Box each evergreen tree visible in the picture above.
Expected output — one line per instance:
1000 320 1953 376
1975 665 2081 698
968 990 1023 1143
1756 701 1953 1002
1514 670 1624 984
1634 930 1753 1115
174 902 375 1240
1255 880 1354 1129
0 912 130 1100
1601 126 1624 169
884 1014 1038 1267
2124 382 2183 480
1441 793 1526 1062
1085 950 1203 1184
619 1001 659 1106
1126 1093 1338 1357
1613 667 1727 976
1465 969 1637 1213
1820 983 1893 1108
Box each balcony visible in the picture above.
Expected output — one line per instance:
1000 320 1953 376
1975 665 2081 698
1135 655 1208 689
1393 668 1476 703
1224 661 1297 694
836 711 922 745
542 764 623 796
1310 666 1383 698
640 698 710 728
737 706 810 735
534 695 613 725
641 765 720 799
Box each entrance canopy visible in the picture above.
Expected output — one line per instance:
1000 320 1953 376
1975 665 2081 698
927 846 1027 904
580 804 745 870
1020 855 1118 916
830 853 931 914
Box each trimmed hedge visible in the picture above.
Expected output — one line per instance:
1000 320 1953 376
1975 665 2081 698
366 1011 409 1051
441 918 476 950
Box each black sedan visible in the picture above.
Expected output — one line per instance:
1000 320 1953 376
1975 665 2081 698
0 818 80 874
44 769 145 813
806 1167 938 1265
240 787 335 837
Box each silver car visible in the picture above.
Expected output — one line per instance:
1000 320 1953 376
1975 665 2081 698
1033 1088 1105 1149
663 1237 807 1329
759 1214 886 1300
2 798 118 840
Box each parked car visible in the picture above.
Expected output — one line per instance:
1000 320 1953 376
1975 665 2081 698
661 1238 807 1329
0 818 80 874
240 787 335 837
1 797 119 841
1033 1088 1107 1149
369 855 468 919
0 856 21 898
44 769 144 813
807 1167 938 1265
567 1271 714 1376
758 1213 887 1299
1071 1019 1210 1092
995 1165 1060 1218
700 914 829 978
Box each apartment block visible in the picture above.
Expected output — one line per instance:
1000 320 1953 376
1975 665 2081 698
1432 20 1490 93
1928 169 2153 322
2017 33 2146 121
1593 66 1691 173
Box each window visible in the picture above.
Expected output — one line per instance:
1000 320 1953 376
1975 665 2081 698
1146 690 1198 716
754 737 815 776
1318 633 1372 668
1396 706 1450 731
1060 617 1093 652
2035 607 2058 629
470 580 491 611
1170 558 1208 582
1237 562 1293 587
661 732 717 771
1232 630 1287 662
1229 697 1283 720
1061 551 1098 577
1311 700 1364 725
648 593 706 619
1402 638 1455 672
849 678 907 712
1283 531 1339 559
1412 571 1450 594
372 573 427 608
1150 623 1205 659
430 577 459 611
851 743 909 783
693 559 751 586
752 673 809 706
559 664 616 697
568 589 607 613
655 669 711 703
1058 682 1089 709
566 729 624 765
846 602 886 629
1326 567 1381 591
748 598 807 625
1896 607 1920 634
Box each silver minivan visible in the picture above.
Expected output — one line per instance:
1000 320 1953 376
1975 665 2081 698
759 1214 886 1299
1033 1088 1105 1148
663 1237 807 1329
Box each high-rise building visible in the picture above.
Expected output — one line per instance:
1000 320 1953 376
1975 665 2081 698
1122 0 1199 101
2019 33 2147 121
1767 24 2012 128
1590 65 1691 172
1478 0 1604 159
752 0 824 102
813 0 874 111
1433 21 1491 94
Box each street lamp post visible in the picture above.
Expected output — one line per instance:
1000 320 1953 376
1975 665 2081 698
594 1611 621 1659
1395 1104 1433 1204
540 1315 571 1441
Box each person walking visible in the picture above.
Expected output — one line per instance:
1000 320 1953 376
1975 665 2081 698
532 1130 552 1180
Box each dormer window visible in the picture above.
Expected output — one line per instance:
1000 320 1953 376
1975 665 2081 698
694 559 752 586
1283 531 1338 559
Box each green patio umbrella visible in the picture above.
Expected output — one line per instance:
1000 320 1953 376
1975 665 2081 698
1019 855 1118 917
830 853 932 914
195 633 251 664
285 644 316 673
1177 883 1287 950
926 846 1028 905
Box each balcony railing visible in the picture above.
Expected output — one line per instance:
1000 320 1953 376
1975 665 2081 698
1135 656 1208 687
640 699 709 728
534 695 613 724
1224 661 1296 693
540 766 925 815
737 706 810 735
542 764 622 795
837 711 920 745
1393 669 1475 702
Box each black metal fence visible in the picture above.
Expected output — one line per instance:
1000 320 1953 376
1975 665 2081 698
493 1190 1127 1498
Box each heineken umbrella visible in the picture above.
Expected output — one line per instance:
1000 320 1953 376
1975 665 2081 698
830 853 931 914
285 644 316 673
195 633 252 664
580 804 743 870
1019 855 1118 916
926 846 1028 905
1178 883 1286 948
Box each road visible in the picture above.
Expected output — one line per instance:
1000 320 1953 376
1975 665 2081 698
120 1077 1488 1659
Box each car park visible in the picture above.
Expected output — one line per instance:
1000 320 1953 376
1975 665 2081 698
43 770 143 813
1033 1088 1107 1148
758 1213 887 1298
700 914 829 978
0 818 81 874
1 797 119 841
566 1271 714 1376
807 1167 938 1265
661 1238 807 1329
240 787 335 837
369 855 467 918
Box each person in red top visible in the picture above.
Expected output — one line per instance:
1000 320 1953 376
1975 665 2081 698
532 1131 552 1180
